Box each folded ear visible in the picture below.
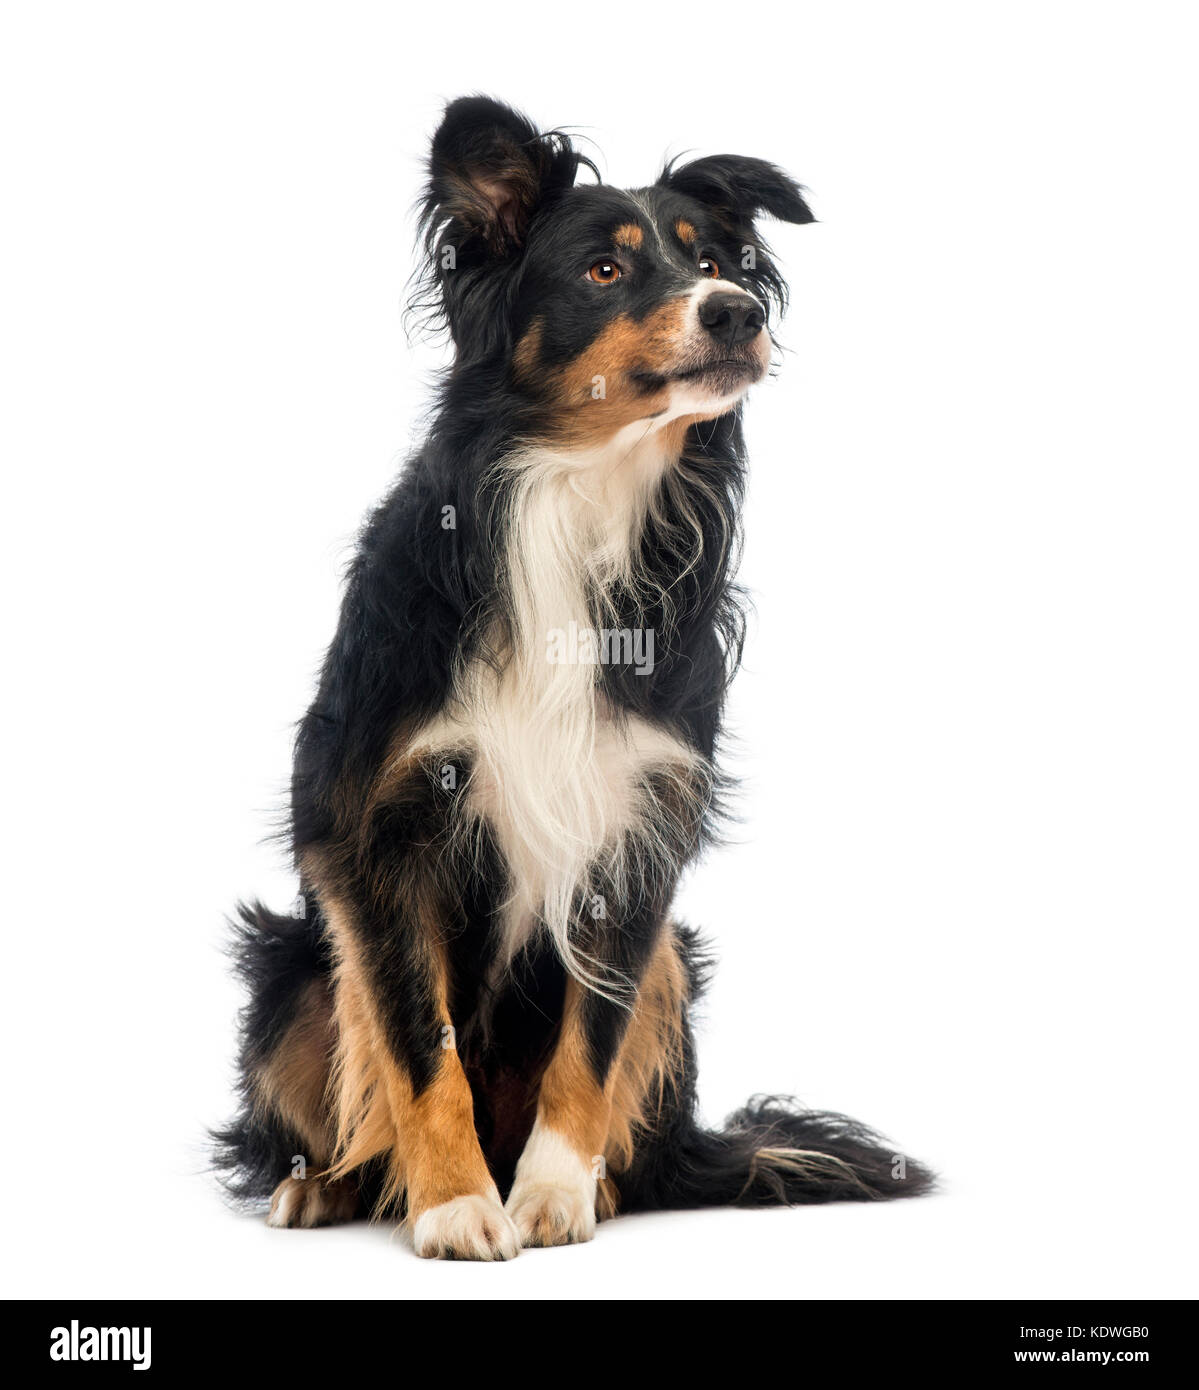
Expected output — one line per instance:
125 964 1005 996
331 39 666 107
423 96 591 257
658 154 814 227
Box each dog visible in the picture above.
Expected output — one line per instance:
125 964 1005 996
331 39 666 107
214 96 933 1259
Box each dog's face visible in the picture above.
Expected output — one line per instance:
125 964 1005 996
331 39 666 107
418 97 813 444
513 183 777 439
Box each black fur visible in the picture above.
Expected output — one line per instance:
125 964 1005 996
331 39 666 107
211 901 330 1201
214 96 934 1241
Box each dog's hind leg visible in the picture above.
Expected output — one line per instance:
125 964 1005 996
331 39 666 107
257 978 362 1227
267 1171 359 1229
213 902 362 1226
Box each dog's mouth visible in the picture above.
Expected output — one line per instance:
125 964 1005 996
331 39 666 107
632 355 764 394
672 358 762 386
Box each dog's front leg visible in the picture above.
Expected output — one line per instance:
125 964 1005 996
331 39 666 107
314 869 519 1261
402 1043 520 1261
506 893 667 1248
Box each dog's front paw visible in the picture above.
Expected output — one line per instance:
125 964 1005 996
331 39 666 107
506 1180 597 1248
506 1124 598 1247
411 1192 521 1261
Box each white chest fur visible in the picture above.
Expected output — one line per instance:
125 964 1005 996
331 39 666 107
408 430 706 984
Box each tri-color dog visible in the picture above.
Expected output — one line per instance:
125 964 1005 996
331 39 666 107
215 96 933 1258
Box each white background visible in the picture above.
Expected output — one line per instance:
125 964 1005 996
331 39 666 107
2 1 1196 1300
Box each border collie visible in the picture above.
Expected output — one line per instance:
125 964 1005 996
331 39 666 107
215 96 933 1259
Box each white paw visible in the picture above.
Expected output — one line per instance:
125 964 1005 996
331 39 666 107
506 1124 597 1247
411 1192 521 1261
506 1181 597 1247
266 1175 358 1229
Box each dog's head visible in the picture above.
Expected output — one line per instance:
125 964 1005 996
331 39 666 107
415 96 813 444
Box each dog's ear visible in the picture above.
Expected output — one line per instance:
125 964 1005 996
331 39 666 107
657 154 814 228
658 154 813 317
423 96 590 257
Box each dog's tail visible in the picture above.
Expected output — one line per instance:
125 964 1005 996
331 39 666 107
620 1094 935 1211
614 927 935 1211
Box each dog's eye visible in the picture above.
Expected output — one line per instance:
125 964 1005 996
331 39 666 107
586 260 622 284
698 257 720 278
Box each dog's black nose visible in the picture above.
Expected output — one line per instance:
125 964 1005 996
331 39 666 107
698 291 765 347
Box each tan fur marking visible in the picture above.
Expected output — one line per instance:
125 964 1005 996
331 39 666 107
313 889 400 1192
612 222 644 250
516 281 769 447
529 281 768 447
403 1053 494 1213
603 926 690 1177
513 317 544 381
674 218 697 245
253 979 337 1165
539 301 691 445
536 979 612 1161
523 926 690 1221
303 865 496 1220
